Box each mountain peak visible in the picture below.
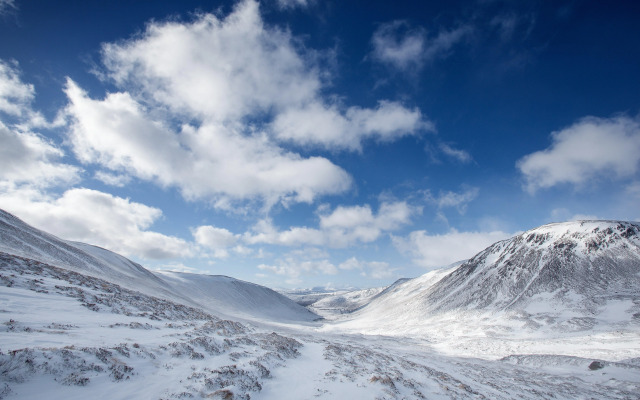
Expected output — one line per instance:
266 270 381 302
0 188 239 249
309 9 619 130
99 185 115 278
427 220 640 313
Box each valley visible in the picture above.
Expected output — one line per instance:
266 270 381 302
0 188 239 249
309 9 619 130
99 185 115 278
1 209 639 399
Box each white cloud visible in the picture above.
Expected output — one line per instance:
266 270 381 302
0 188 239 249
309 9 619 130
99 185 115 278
245 201 418 248
393 229 511 269
276 0 309 10
193 225 239 259
0 187 192 260
0 0 16 15
272 100 429 151
94 171 132 187
101 0 318 123
517 115 640 193
257 254 394 283
64 79 351 208
337 257 395 279
0 60 50 129
439 142 472 163
258 257 338 284
425 187 479 214
60 0 424 208
0 60 80 189
0 122 80 187
371 21 426 72
0 60 33 117
371 20 471 72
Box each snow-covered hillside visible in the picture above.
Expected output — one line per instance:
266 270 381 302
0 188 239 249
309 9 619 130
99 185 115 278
156 271 318 323
2 210 640 398
327 221 640 360
306 286 386 319
426 220 640 313
0 209 316 324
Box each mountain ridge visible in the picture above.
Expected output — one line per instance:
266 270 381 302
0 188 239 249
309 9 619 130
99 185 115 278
0 208 317 323
329 219 640 339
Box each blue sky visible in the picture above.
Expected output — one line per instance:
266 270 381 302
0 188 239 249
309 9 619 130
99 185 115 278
1 0 639 288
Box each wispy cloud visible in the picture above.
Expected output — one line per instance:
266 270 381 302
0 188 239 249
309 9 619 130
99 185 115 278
275 0 310 10
370 20 471 73
439 142 473 163
425 186 479 215
0 0 16 15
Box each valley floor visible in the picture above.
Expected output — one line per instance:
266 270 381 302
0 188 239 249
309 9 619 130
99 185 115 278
1 256 639 399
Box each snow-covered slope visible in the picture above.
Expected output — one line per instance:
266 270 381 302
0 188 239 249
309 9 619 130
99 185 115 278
0 209 168 293
327 265 458 334
307 286 386 319
0 209 317 323
3 210 640 398
328 221 640 359
425 220 640 313
352 221 640 319
156 271 318 323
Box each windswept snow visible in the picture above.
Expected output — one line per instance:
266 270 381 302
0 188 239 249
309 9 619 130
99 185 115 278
2 210 640 399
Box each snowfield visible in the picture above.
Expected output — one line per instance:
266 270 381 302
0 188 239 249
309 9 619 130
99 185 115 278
1 210 640 399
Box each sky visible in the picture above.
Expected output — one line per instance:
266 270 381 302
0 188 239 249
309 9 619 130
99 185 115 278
1 0 639 289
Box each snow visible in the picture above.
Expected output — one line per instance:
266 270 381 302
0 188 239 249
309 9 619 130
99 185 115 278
155 271 319 324
1 210 640 399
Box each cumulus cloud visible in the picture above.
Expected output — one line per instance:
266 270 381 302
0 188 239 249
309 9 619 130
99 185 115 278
0 187 192 260
393 229 511 269
0 61 80 188
101 0 318 122
0 122 80 187
245 201 418 248
60 0 425 209
272 100 429 151
371 20 471 72
0 60 33 117
0 60 49 128
517 115 640 193
64 79 351 208
193 225 240 258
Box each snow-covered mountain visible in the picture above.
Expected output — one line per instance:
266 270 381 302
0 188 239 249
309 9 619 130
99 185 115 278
2 211 640 398
306 286 386 318
0 209 317 323
329 221 640 354
157 271 319 323
425 220 640 313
